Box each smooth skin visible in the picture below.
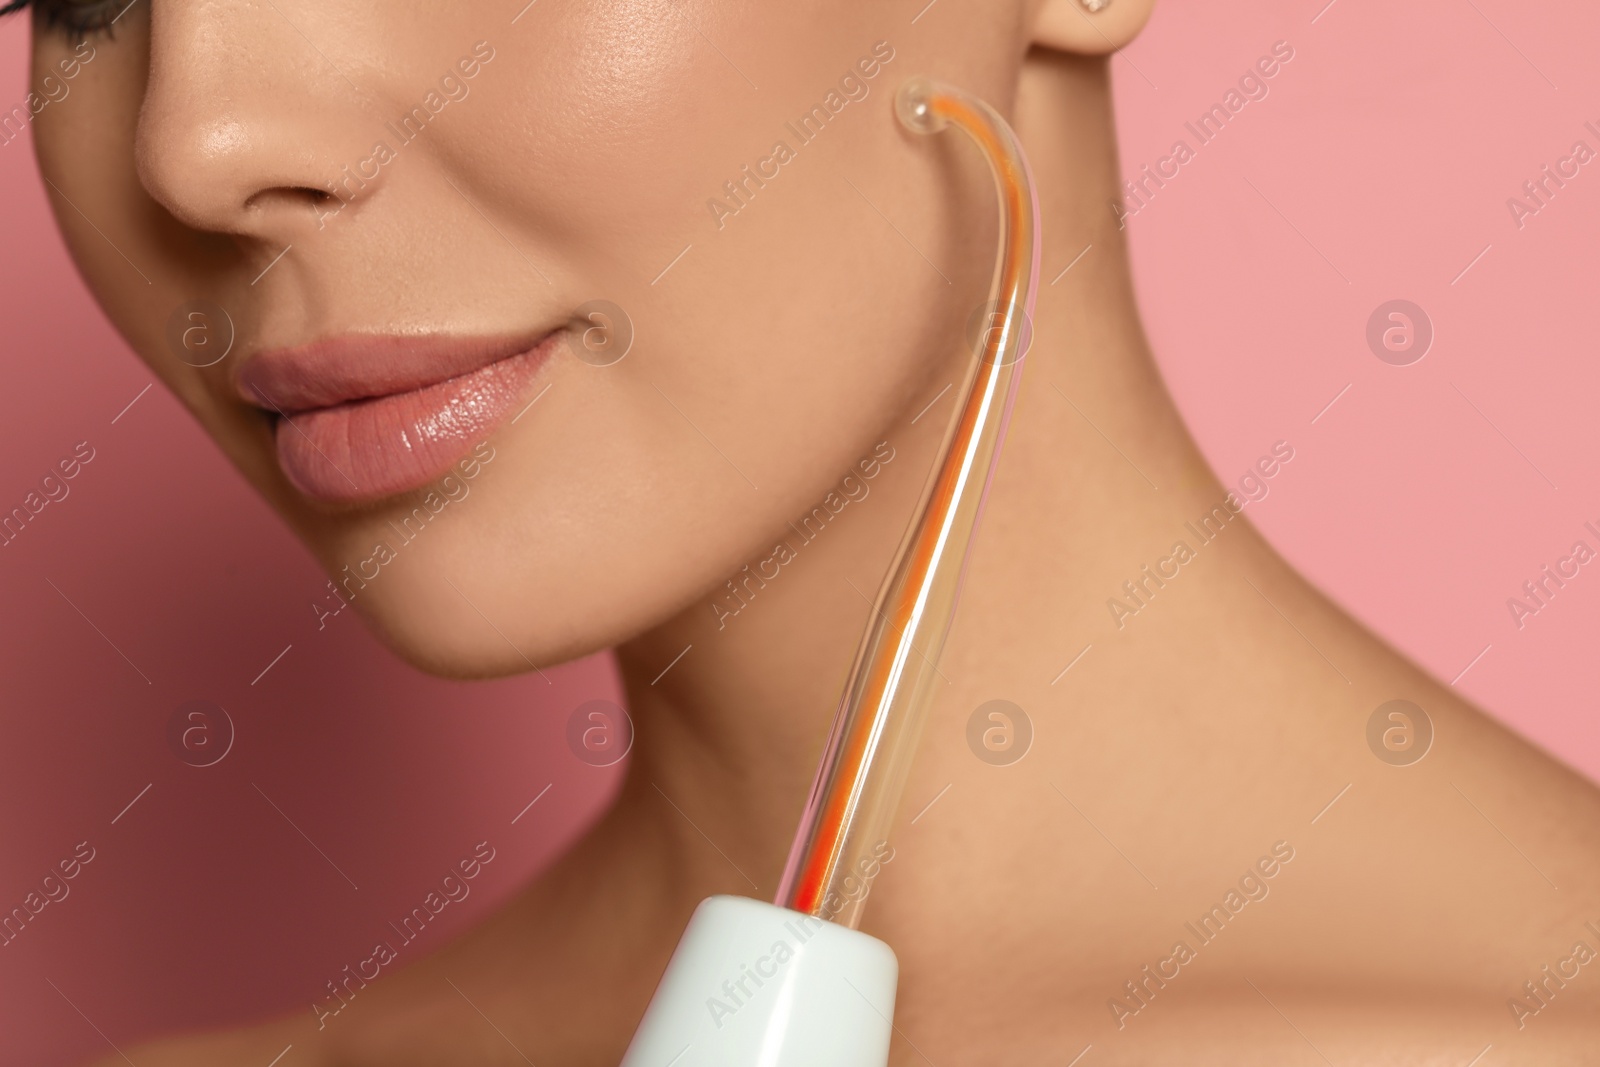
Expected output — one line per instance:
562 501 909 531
22 0 1600 1062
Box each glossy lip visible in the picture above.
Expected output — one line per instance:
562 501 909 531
236 331 559 505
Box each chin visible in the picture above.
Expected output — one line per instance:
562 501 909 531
312 511 692 682
342 580 596 682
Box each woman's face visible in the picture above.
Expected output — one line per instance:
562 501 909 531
29 0 1030 674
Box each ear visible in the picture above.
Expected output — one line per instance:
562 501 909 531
1031 0 1157 55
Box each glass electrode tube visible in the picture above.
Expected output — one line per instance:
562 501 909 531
775 77 1042 929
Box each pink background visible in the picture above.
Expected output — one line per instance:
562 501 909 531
2 1 1596 1062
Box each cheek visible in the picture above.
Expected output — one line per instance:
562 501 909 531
404 4 993 636
31 18 237 427
32 33 145 316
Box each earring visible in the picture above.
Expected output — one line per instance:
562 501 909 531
1078 0 1113 10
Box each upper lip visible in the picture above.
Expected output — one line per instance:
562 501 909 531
235 331 556 414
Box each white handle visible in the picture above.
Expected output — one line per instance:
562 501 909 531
620 895 899 1067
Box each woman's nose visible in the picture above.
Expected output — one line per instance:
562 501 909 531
134 0 381 241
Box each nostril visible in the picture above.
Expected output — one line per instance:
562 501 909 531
241 185 348 228
243 186 338 210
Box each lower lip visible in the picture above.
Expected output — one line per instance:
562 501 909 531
273 338 554 503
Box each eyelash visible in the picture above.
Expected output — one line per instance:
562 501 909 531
0 0 128 40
